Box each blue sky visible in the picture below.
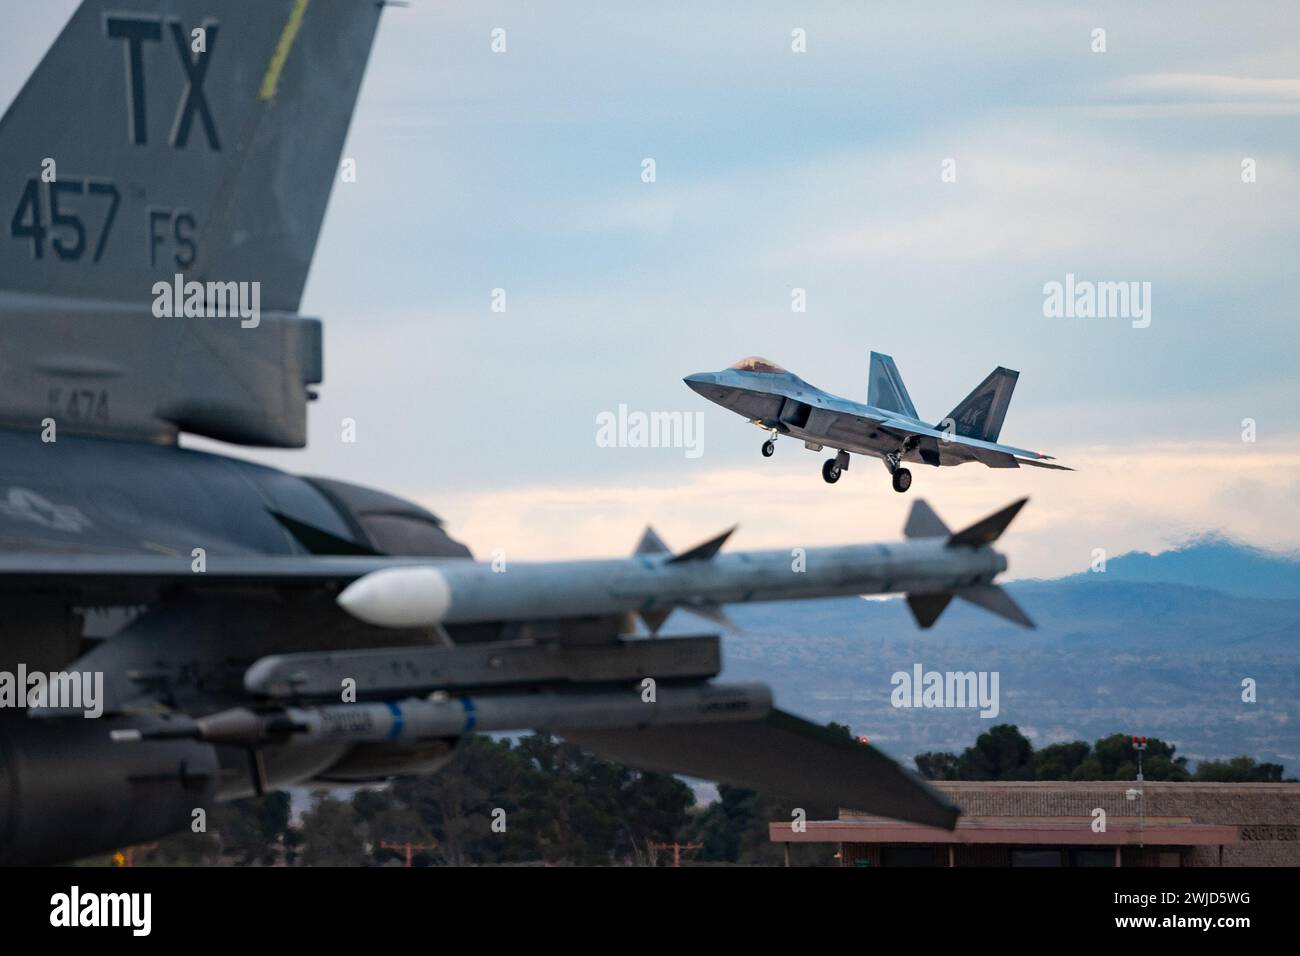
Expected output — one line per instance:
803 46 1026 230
3 1 1298 576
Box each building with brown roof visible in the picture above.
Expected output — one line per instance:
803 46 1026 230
770 782 1299 866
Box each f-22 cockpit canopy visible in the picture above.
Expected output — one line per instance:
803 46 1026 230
729 356 786 373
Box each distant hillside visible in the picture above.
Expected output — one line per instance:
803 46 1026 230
682 538 1299 776
1055 535 1300 600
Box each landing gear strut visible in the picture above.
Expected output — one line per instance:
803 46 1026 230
822 450 849 484
885 451 913 493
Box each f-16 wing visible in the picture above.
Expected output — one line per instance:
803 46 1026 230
567 709 959 829
0 552 425 608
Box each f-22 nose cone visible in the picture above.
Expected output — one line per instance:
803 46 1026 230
683 372 718 396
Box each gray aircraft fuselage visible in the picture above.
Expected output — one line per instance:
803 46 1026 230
685 367 1043 466
684 352 1069 494
0 426 472 679
0 428 469 565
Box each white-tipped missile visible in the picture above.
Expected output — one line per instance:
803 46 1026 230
338 498 1034 632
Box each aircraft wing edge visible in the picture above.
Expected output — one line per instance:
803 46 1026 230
564 708 960 830
1015 457 1074 471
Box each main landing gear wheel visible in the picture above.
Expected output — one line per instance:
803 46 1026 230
822 458 842 484
892 467 912 493
761 440 775 458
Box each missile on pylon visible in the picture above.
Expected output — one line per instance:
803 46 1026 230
337 498 1034 632
112 683 774 746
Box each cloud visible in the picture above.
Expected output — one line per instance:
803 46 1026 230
1106 72 1300 112
749 127 1300 276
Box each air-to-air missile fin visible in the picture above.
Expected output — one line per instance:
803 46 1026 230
946 497 1028 548
635 527 671 556
632 523 679 632
897 498 1033 628
666 526 737 563
638 608 673 634
565 709 960 830
269 511 381 557
955 583 1035 629
681 602 741 633
905 585 1034 630
903 499 950 539
905 592 953 629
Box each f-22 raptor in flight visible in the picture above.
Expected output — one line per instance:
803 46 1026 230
686 354 1071 492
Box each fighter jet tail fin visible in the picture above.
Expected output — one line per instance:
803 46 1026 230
940 367 1019 443
867 352 919 418
0 0 384 312
564 709 960 829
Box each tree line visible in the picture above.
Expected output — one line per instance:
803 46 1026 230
914 724 1288 783
126 723 1285 866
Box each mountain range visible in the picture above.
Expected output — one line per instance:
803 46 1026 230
696 536 1299 773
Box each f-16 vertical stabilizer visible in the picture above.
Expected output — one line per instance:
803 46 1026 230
0 0 383 311
0 0 388 447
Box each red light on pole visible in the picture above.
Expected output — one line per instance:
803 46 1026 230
1131 735 1148 781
